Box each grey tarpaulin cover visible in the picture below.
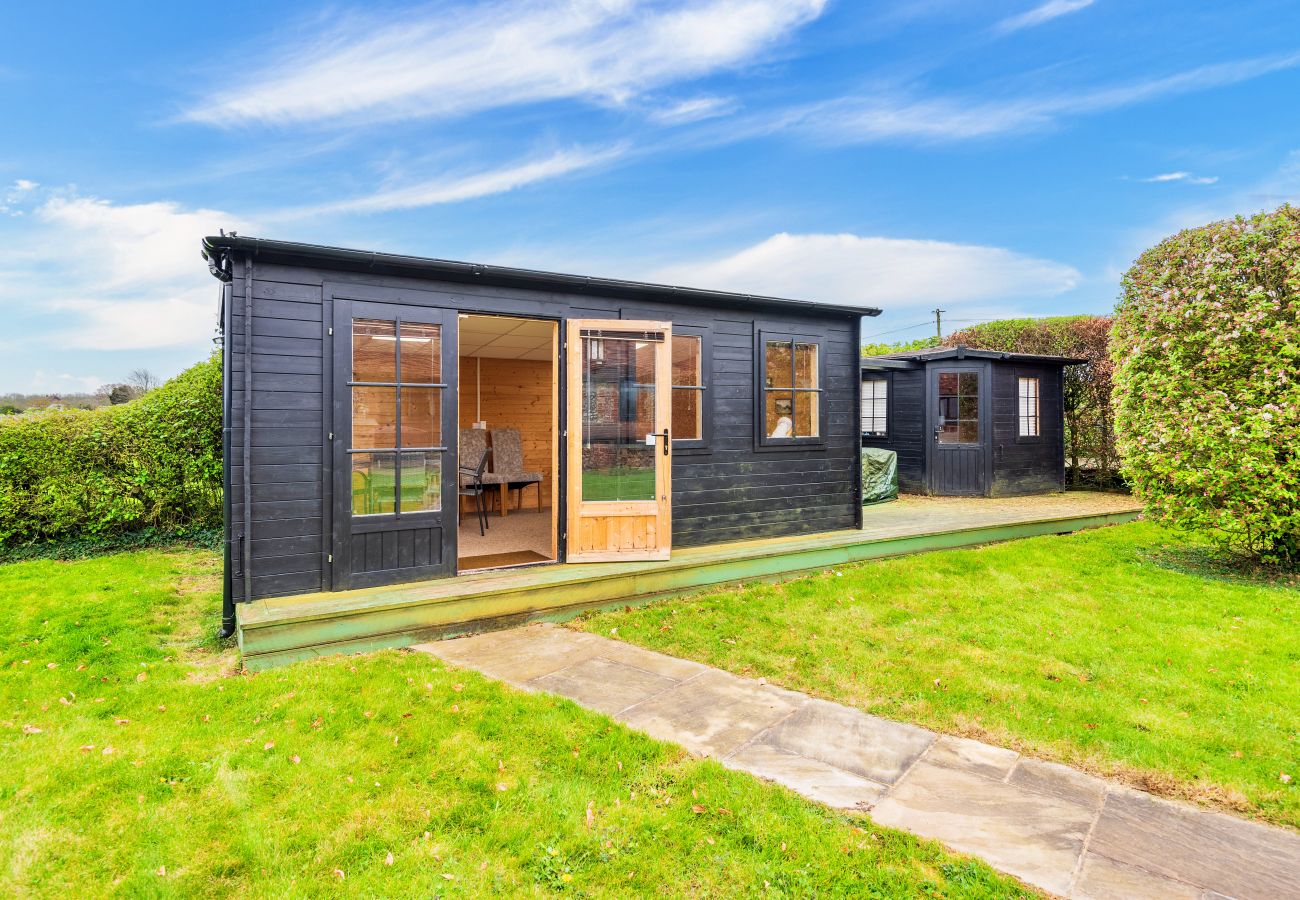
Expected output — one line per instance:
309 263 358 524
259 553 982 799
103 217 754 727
861 447 898 504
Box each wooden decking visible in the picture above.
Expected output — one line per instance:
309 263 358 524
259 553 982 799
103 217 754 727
238 491 1142 671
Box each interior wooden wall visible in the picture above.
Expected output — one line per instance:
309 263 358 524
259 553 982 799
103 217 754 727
457 356 554 506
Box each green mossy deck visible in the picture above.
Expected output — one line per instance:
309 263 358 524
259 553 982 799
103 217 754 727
237 492 1142 671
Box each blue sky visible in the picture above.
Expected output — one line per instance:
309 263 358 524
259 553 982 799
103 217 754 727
1 0 1298 393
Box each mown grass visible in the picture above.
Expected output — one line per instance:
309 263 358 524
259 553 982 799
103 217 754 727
577 521 1300 830
0 550 1031 897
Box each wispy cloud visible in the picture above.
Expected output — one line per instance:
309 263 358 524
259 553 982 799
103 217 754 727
0 189 247 351
785 50 1300 144
279 144 627 217
650 232 1080 309
184 0 825 128
647 95 739 125
995 0 1094 35
1141 171 1218 185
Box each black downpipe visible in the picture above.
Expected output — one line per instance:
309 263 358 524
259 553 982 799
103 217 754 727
241 257 254 612
217 263 237 639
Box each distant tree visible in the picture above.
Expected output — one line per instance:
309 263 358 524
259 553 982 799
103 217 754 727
128 369 161 394
0 404 19 416
107 384 136 405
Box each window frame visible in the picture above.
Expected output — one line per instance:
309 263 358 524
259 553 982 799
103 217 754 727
861 374 890 439
754 326 827 450
667 325 712 454
1015 370 1043 442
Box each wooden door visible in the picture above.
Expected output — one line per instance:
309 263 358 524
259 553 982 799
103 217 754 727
566 320 672 562
331 299 458 589
926 364 988 496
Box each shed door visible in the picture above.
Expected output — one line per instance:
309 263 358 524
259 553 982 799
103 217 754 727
331 300 457 589
566 319 672 562
927 365 988 496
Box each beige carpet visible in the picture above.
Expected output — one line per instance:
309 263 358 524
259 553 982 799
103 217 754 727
458 507 554 569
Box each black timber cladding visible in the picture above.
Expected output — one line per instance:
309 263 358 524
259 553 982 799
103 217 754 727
860 348 1075 497
213 237 871 602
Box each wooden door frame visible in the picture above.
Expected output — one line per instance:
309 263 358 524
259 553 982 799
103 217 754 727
328 289 459 590
924 361 991 496
565 319 672 562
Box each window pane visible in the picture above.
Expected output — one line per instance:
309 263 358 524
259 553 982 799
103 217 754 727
862 379 887 434
958 421 979 443
672 388 701 441
959 372 979 396
765 340 792 388
400 452 441 512
400 386 442 447
672 335 701 387
353 319 396 382
352 386 397 449
939 397 959 421
795 343 818 389
581 335 657 502
766 391 794 438
352 452 396 516
959 395 979 420
795 392 818 438
400 322 440 384
938 372 959 395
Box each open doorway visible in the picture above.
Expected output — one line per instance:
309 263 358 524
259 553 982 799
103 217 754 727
456 314 559 572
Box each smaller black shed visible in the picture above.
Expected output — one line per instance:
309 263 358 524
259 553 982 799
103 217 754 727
860 346 1082 497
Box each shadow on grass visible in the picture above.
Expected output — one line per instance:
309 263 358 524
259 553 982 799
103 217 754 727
1141 541 1300 589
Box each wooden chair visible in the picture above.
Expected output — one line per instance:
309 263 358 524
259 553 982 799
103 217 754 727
484 428 543 516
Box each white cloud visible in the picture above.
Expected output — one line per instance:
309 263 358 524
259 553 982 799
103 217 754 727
283 144 627 216
1141 171 1218 185
647 95 738 125
0 192 248 351
787 50 1300 144
26 371 105 394
185 0 825 128
649 232 1081 310
995 0 1094 35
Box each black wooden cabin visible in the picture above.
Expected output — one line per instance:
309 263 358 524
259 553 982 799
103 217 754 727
203 235 877 629
860 347 1081 496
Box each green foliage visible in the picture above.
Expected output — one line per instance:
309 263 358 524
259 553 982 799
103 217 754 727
0 354 222 548
1114 204 1300 565
860 335 939 358
947 315 1119 488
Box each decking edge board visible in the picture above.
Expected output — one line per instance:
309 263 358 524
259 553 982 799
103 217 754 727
238 509 1139 670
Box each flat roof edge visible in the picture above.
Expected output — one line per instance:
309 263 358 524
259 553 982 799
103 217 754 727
202 235 882 318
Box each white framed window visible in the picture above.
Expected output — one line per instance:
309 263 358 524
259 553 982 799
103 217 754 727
861 378 888 437
1018 376 1040 437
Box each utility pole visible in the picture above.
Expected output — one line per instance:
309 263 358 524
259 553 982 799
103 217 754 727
932 308 945 341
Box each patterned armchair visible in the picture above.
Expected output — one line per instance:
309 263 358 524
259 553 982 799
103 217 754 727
484 428 544 514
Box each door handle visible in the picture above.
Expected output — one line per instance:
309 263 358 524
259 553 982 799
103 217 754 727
661 428 669 455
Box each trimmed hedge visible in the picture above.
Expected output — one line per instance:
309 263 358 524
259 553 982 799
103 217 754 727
0 354 222 547
1114 205 1300 565
945 315 1119 488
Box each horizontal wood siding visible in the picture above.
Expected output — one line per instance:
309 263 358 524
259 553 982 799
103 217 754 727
227 257 859 601
861 368 926 493
990 363 1066 496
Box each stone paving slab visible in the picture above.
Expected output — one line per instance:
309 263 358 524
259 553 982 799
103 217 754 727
871 760 1099 897
415 624 1300 899
724 743 889 810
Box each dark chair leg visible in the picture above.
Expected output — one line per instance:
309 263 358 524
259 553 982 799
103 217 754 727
476 490 487 537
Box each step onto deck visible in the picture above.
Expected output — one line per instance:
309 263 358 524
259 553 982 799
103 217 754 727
237 493 1141 671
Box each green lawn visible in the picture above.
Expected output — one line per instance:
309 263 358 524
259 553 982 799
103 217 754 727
582 466 656 502
0 550 1030 897
577 521 1300 830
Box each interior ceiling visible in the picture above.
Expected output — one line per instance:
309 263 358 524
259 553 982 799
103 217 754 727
458 315 554 361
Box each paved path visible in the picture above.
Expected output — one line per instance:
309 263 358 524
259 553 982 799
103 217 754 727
417 624 1300 900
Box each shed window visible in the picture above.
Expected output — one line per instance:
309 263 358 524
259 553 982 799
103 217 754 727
1018 376 1040 437
937 371 979 444
862 378 888 437
350 318 444 516
671 334 704 442
761 337 820 442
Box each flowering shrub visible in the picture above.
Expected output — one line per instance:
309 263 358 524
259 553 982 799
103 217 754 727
0 354 222 546
1113 205 1300 565
946 316 1118 487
